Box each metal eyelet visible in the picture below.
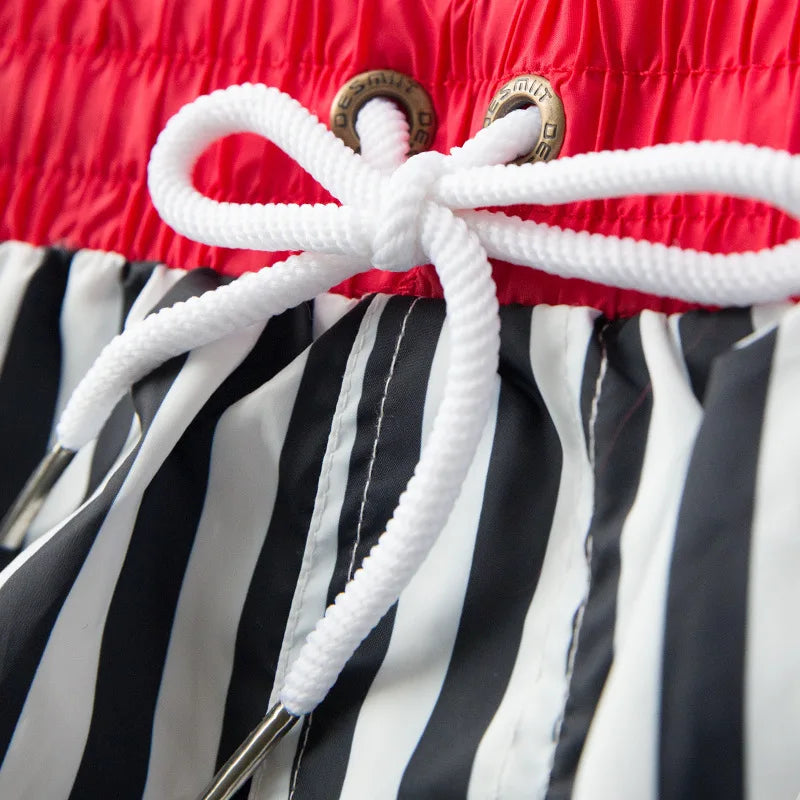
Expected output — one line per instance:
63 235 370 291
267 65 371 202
483 74 566 164
329 69 437 157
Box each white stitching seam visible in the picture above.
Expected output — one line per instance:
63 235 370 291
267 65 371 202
253 296 380 800
287 712 312 800
548 321 609 764
287 296 419 798
491 307 537 800
348 297 419 580
272 296 382 709
492 310 598 800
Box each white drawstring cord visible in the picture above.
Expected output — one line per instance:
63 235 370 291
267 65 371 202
55 88 541 452
4 81 800 797
141 85 800 718
142 86 540 718
57 84 800 455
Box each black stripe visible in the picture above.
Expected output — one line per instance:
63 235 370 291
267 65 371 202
0 269 221 768
0 248 71 519
216 297 373 792
0 549 17 571
396 305 562 799
678 308 754 404
289 296 445 800
120 261 162 316
84 261 158 498
546 315 653 800
85 397 137 498
0 359 181 769
68 300 314 799
659 328 775 800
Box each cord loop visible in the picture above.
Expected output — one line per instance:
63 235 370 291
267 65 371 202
370 150 447 271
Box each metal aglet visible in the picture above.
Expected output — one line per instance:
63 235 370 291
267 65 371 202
0 445 76 550
196 703 300 800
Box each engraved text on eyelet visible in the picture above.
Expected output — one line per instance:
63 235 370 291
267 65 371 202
484 74 566 164
330 69 437 157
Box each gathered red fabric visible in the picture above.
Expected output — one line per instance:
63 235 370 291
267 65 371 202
2 0 800 317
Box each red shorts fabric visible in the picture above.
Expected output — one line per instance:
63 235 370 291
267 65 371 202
2 0 800 317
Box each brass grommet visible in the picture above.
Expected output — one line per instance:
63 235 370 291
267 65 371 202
330 70 437 157
483 74 566 164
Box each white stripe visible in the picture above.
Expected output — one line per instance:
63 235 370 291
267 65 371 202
0 325 264 800
250 296 388 800
746 303 800 800
0 266 191 584
0 442 129 589
667 312 690 384
25 263 186 544
313 293 360 340
335 314 498 800
613 311 702 650
110 266 190 463
751 301 793 338
571 310 703 800
467 305 596 800
24 446 96 544
99 266 190 473
51 250 127 426
125 265 188 326
142 345 309 800
0 241 45 369
73 265 189 496
27 250 126 540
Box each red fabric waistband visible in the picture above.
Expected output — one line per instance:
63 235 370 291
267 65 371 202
2 0 800 316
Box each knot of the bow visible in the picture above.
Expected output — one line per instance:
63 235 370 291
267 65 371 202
369 150 448 272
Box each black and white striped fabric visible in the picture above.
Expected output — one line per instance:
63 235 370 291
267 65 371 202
0 239 799 800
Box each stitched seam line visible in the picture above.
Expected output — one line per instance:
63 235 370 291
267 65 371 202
272 296 380 703
347 297 419 579
287 712 313 800
288 296 418 795
491 308 540 800
2 37 800 78
587 332 609 473
543 309 593 796
492 311 597 799
548 322 608 764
